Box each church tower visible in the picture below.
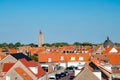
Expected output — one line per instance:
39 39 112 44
103 36 114 48
38 31 44 47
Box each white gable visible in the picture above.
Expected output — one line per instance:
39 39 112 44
93 72 101 80
29 66 38 74
109 48 118 53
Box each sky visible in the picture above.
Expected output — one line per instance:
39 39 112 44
0 0 120 44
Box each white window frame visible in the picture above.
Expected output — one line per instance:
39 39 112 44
71 57 75 61
60 56 64 60
79 57 84 61
6 76 10 80
48 58 52 62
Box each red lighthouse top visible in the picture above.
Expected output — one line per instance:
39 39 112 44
40 31 42 35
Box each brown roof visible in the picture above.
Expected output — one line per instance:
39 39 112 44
74 67 99 80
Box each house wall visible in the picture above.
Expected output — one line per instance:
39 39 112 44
38 75 47 80
67 62 79 67
60 62 66 68
67 62 85 67
2 69 23 80
93 72 101 80
74 70 81 76
103 64 112 72
0 55 17 63
1 61 37 80
0 55 17 76
47 69 64 80
112 74 120 79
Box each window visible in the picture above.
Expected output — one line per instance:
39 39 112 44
42 67 48 72
71 57 75 60
63 51 66 53
79 57 84 60
85 51 88 53
15 77 17 80
6 76 10 80
60 56 64 60
48 58 52 62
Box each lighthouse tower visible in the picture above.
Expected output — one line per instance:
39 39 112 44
38 31 44 47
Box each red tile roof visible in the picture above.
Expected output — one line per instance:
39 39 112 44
104 54 120 65
112 70 120 73
8 49 17 54
38 53 90 62
2 63 15 72
19 58 45 78
28 47 45 55
15 67 33 80
102 47 120 54
62 46 76 50
116 47 120 52
102 47 112 54
0 54 5 60
90 58 111 78
0 48 2 52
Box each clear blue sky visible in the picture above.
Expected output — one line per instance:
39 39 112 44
0 0 120 44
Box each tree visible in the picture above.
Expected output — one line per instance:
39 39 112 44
42 43 51 47
2 43 8 48
29 43 37 47
82 42 92 46
15 42 21 47
30 55 38 62
0 44 2 48
51 42 69 47
73 42 82 46
115 43 120 46
8 43 15 49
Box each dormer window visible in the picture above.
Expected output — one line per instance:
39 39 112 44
67 51 69 53
71 57 75 61
60 56 64 60
74 50 77 53
82 51 84 53
63 50 66 53
79 57 84 60
48 58 52 62
85 51 88 53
